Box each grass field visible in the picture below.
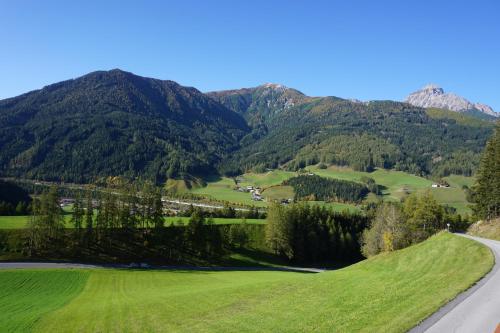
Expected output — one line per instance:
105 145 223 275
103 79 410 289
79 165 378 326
0 215 266 229
0 233 492 333
307 165 433 200
190 177 268 207
0 270 89 332
307 165 473 214
260 185 294 201
164 217 266 225
188 166 473 214
239 170 294 188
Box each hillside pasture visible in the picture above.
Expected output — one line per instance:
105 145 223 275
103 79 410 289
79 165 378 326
0 233 492 333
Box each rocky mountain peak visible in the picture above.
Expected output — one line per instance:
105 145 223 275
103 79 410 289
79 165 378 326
421 84 444 95
406 84 497 117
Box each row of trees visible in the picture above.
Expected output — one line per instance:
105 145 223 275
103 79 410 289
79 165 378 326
361 192 468 257
284 175 370 203
265 203 369 263
25 183 256 262
179 203 265 219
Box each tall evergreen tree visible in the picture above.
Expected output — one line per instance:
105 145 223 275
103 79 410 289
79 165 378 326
27 186 64 254
152 188 164 229
473 122 500 220
84 189 94 236
71 192 84 232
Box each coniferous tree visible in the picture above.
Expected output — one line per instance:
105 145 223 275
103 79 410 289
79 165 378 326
152 188 164 229
28 186 64 254
84 189 94 239
71 192 84 232
473 122 500 220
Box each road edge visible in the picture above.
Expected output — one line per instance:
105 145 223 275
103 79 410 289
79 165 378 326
408 233 499 333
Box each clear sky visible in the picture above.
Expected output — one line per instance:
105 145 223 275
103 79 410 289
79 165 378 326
1 0 499 110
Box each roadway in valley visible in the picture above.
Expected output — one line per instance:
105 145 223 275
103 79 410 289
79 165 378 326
411 234 500 333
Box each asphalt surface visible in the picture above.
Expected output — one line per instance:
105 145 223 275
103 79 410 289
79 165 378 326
411 234 500 333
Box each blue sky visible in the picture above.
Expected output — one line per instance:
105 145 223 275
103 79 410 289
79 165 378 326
1 0 499 110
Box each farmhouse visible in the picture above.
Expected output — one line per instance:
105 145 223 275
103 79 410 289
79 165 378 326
252 192 263 201
431 183 450 188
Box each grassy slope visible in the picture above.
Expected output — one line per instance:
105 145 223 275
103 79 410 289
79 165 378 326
189 166 472 214
260 185 294 200
190 172 360 212
190 177 268 207
0 233 488 333
0 216 266 229
308 165 433 200
309 165 473 214
0 270 89 332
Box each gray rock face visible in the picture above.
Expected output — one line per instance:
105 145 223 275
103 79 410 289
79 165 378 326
473 103 497 117
405 84 497 117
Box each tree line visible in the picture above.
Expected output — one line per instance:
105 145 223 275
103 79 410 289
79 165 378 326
361 192 469 257
284 175 370 203
265 203 369 263
25 182 262 263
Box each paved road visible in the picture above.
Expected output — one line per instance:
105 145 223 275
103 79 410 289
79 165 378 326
411 234 500 333
0 262 325 273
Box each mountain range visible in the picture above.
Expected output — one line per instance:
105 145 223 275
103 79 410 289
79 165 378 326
0 70 496 184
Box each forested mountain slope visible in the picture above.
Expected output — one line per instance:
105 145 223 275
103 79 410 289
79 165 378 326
0 69 249 183
0 70 494 184
213 89 494 177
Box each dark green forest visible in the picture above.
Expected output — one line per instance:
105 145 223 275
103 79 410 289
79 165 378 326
0 70 495 184
0 69 248 183
221 97 494 178
284 175 370 203
0 180 31 215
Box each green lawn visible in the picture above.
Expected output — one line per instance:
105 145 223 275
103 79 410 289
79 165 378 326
0 233 492 333
164 217 266 225
0 270 89 332
261 185 294 201
0 215 266 229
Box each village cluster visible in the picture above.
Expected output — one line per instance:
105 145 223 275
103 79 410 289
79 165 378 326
236 184 263 201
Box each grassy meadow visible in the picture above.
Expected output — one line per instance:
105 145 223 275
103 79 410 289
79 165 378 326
188 166 473 214
0 233 493 333
0 215 265 230
0 270 89 332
